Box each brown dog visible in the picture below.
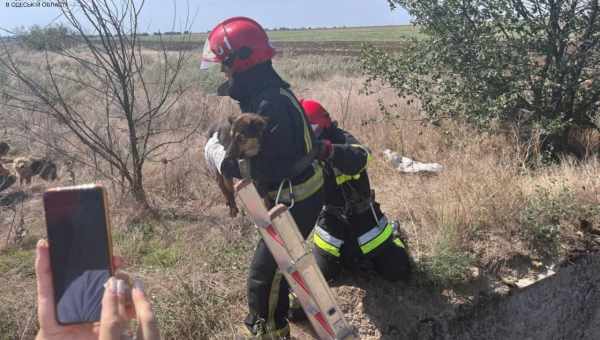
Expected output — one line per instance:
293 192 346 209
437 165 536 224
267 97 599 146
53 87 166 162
207 113 268 217
13 157 58 185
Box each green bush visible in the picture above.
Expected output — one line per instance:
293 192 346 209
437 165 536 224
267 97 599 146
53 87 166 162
419 225 476 286
520 186 568 256
364 1 600 159
520 183 599 257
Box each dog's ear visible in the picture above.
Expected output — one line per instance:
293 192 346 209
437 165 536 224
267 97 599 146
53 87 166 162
256 116 269 130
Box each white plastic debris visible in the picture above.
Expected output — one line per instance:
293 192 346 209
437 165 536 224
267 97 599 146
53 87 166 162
383 149 443 174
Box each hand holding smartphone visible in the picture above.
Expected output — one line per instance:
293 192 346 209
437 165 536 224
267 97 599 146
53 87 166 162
43 184 114 325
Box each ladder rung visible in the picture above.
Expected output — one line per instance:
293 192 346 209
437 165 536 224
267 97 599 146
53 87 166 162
235 179 358 340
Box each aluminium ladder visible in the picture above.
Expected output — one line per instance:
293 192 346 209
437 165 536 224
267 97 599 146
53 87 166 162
235 179 357 340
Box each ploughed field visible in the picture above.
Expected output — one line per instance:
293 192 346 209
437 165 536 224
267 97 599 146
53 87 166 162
138 25 417 55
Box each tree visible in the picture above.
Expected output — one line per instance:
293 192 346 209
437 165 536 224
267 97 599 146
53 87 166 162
0 0 198 209
363 0 600 158
18 24 75 51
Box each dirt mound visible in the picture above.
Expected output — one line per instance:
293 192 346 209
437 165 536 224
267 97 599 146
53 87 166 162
295 254 600 339
430 254 600 340
291 269 452 339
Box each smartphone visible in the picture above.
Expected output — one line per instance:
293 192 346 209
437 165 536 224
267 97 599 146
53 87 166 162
43 184 114 325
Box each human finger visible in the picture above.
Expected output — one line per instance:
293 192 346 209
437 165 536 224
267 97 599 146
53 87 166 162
114 271 135 319
132 279 160 340
35 239 58 330
116 279 130 320
99 277 120 340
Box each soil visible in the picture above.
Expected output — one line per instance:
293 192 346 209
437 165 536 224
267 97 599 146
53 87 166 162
290 253 600 340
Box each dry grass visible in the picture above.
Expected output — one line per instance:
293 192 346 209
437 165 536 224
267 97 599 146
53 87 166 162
1 49 600 339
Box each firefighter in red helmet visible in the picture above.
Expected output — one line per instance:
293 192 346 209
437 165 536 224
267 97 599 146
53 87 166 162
300 99 411 283
201 17 275 74
202 17 328 338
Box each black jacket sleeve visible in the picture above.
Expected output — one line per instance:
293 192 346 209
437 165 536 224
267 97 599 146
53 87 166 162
327 127 370 175
250 99 296 182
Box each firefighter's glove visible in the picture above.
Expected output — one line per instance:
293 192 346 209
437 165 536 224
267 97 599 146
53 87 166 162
317 139 334 160
204 132 226 174
204 132 241 178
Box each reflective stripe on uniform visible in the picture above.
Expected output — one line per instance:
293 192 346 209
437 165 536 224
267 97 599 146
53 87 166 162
357 216 388 245
313 226 343 257
358 216 393 254
315 226 344 248
333 144 372 185
314 234 341 257
267 164 323 203
335 173 361 185
280 88 312 154
351 144 373 160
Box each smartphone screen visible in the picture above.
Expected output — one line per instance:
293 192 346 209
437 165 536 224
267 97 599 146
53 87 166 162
43 184 114 325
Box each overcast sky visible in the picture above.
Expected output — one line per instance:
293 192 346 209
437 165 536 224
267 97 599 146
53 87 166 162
0 0 411 34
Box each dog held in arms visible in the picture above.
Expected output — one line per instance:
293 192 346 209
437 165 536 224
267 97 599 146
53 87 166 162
206 113 268 217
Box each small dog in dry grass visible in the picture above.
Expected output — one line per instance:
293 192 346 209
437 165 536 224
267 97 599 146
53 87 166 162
13 157 58 185
207 113 268 217
13 157 32 185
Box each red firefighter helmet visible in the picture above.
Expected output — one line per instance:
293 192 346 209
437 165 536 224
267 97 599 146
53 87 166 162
300 99 333 136
201 17 275 73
